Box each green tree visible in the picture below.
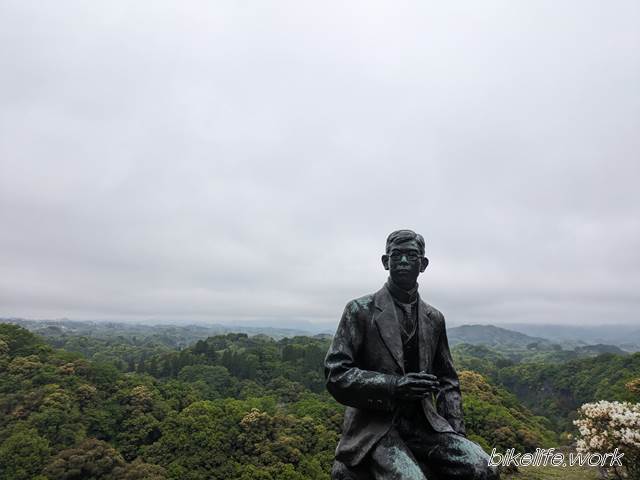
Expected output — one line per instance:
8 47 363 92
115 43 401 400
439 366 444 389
0 424 51 480
0 324 47 357
460 370 557 452
115 385 166 460
29 385 85 448
43 438 125 480
177 365 237 399
116 458 168 480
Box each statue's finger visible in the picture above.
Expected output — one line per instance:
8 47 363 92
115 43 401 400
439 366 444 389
409 384 437 392
406 372 438 380
408 379 440 387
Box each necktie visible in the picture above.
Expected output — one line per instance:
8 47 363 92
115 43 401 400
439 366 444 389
399 303 414 335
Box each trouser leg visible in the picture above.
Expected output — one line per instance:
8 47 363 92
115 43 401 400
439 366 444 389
368 426 428 480
406 431 500 480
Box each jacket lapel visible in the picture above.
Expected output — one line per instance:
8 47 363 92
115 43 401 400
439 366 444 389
418 297 435 372
373 287 404 372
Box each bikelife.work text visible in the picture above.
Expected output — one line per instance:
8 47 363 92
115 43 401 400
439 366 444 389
488 448 624 468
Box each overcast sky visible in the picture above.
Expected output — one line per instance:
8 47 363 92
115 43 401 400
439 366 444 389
1 1 638 328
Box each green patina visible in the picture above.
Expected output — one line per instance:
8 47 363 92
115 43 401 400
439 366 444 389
388 445 427 479
354 294 373 309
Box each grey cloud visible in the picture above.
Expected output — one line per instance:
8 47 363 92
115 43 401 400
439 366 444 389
1 1 639 327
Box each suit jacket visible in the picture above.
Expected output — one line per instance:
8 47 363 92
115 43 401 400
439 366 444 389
324 285 465 467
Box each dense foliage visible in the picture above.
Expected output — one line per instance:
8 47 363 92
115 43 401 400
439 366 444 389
0 321 635 479
498 353 640 431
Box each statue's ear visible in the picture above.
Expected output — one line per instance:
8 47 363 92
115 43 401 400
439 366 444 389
381 254 390 271
420 257 429 272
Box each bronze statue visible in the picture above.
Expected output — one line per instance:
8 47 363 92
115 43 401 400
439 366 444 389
324 230 499 479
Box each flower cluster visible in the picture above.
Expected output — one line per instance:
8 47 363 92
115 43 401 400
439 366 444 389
574 400 640 479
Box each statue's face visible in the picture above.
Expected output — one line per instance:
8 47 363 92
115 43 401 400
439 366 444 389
381 240 428 287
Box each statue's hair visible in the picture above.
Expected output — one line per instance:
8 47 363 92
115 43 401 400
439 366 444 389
385 230 425 255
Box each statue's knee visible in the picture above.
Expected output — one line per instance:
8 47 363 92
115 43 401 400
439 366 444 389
331 460 349 480
470 460 500 480
455 455 499 480
331 460 366 480
486 464 500 480
477 463 500 480
477 451 500 480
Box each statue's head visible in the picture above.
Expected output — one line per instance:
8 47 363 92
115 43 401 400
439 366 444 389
381 229 429 289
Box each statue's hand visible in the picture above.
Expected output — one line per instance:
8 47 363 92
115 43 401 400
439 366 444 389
393 372 440 400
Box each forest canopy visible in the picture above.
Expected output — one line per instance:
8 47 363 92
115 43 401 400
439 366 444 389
1 322 638 480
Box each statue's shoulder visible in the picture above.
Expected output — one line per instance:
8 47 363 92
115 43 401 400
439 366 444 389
420 298 446 324
345 292 376 315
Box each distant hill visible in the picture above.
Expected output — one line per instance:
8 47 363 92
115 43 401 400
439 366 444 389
499 323 640 352
448 324 554 349
312 333 333 340
0 317 318 343
574 344 627 355
449 324 630 363
5 317 632 361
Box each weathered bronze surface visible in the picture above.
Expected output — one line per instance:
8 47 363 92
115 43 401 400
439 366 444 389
324 230 500 479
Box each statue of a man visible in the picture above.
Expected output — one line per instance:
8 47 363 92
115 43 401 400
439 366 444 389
324 230 499 479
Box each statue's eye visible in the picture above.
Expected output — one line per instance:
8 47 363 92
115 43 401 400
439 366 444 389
391 253 418 261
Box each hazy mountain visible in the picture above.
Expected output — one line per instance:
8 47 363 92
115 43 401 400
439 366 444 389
573 344 627 355
0 317 318 342
447 324 555 349
499 323 640 352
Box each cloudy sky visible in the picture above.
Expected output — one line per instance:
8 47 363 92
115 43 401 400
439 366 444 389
1 1 638 328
